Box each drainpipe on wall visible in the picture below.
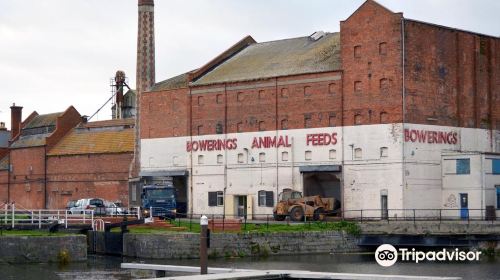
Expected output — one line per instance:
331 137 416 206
401 17 407 212
223 83 228 219
275 78 279 204
189 88 194 214
481 154 485 216
44 146 48 209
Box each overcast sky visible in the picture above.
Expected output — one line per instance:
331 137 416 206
0 0 498 129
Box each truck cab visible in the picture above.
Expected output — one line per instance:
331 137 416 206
142 184 177 219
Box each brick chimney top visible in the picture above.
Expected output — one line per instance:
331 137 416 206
138 0 154 6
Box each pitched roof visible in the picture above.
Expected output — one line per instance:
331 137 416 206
24 112 62 129
10 133 50 148
82 118 135 129
47 128 134 156
151 72 190 91
192 32 341 86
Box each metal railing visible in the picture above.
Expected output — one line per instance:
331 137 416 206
1 203 95 229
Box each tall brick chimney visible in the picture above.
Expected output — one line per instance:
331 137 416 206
136 0 155 92
10 103 23 139
130 0 155 180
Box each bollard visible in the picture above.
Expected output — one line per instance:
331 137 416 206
200 215 208 275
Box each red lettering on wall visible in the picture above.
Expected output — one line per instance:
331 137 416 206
186 138 237 152
404 129 458 145
306 133 337 146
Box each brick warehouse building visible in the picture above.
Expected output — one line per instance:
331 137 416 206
135 0 500 219
0 106 135 209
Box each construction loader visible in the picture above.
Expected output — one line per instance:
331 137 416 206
273 188 340 221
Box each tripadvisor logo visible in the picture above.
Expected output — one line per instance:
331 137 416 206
375 244 482 267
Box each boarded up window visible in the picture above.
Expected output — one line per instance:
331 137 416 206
380 78 389 94
197 96 204 106
354 45 362 58
258 90 265 99
328 83 336 95
380 112 388 123
198 155 204 164
354 114 362 125
329 114 336 127
354 148 362 159
354 81 362 93
304 115 312 128
259 152 266 163
281 119 288 130
215 122 223 134
329 149 337 160
304 86 312 97
238 153 244 163
281 88 289 98
259 121 265 131
380 147 389 158
237 122 243 133
379 42 387 55
197 125 203 135
282 151 289 161
216 94 223 104
237 92 244 102
217 154 223 164
305 150 312 161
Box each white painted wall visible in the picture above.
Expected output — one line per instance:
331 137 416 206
140 123 499 219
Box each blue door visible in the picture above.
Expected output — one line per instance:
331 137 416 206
460 193 468 219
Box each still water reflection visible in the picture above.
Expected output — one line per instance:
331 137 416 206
0 253 499 280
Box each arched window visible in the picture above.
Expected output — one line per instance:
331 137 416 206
198 155 204 164
354 148 362 159
380 147 389 158
354 114 362 125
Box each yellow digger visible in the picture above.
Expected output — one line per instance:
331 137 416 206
273 188 340 221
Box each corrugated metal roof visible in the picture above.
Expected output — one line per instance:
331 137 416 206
192 33 341 86
24 112 62 129
151 72 190 91
47 128 134 156
0 155 8 170
10 133 50 148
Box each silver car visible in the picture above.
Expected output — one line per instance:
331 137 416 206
70 198 106 216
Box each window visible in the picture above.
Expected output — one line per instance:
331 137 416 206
237 92 244 102
305 151 312 161
281 119 288 130
328 83 336 95
258 90 265 99
258 190 274 207
379 42 387 55
259 152 266 163
197 125 203 135
497 186 500 209
354 81 362 93
304 115 312 128
329 149 337 160
380 112 388 123
215 123 223 134
237 122 243 133
216 94 223 104
198 155 204 164
217 154 223 164
380 78 389 94
354 45 362 58
354 148 362 159
493 159 500 174
282 151 289 161
329 114 336 127
238 153 245 163
173 127 179 137
197 96 204 106
354 114 362 125
456 159 470 174
259 121 265 131
208 191 224 206
280 88 289 98
380 147 389 158
304 86 312 97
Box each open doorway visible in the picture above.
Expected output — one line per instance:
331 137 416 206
173 176 187 215
302 171 342 213
235 196 247 218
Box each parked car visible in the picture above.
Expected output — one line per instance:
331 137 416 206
104 201 125 216
70 198 106 215
66 200 77 210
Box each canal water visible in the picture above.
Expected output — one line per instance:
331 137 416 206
0 253 499 280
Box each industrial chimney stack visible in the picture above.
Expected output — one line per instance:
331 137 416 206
130 0 155 180
10 103 23 140
136 0 155 92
